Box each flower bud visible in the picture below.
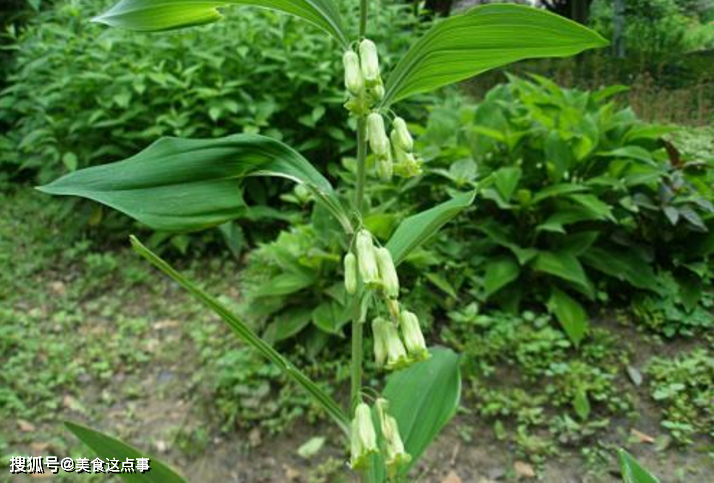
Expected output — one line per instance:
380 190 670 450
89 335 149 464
376 155 393 182
350 402 378 469
372 83 385 101
359 39 380 82
375 247 399 298
367 112 390 157
343 50 364 96
344 252 358 295
356 230 379 286
391 117 413 152
386 298 400 321
374 398 411 476
393 150 422 178
399 310 429 361
373 317 409 370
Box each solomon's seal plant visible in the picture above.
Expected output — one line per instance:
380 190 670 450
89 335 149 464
40 0 606 479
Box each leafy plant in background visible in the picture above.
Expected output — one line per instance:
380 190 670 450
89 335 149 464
38 0 606 479
421 75 712 345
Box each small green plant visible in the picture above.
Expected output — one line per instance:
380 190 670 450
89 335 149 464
646 349 713 445
40 0 606 478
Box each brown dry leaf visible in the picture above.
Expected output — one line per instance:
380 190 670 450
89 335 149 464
284 464 301 481
49 281 66 296
514 461 536 478
442 470 463 483
631 428 655 443
30 442 50 452
18 419 36 432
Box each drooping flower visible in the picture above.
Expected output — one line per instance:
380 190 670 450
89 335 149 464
375 398 411 476
390 117 413 152
367 112 390 157
350 402 378 469
343 252 358 295
375 247 399 298
372 317 409 370
359 39 380 82
342 50 364 96
399 310 429 361
356 229 379 286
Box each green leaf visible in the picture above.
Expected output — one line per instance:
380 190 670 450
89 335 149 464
367 348 461 482
537 206 601 234
424 272 458 299
38 134 351 234
568 193 613 220
297 436 325 459
311 301 349 334
65 422 186 483
492 166 522 202
265 307 313 342
573 388 590 420
533 250 591 294
93 0 348 46
532 183 589 204
483 256 520 298
597 146 655 165
382 4 607 105
387 191 476 265
618 449 660 483
252 272 315 297
547 287 588 346
129 236 349 433
582 247 659 293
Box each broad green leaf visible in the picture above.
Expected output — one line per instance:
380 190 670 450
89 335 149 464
93 0 348 46
557 231 599 256
387 191 476 265
477 221 538 265
618 449 660 483
382 4 607 105
129 236 349 433
544 131 572 182
533 250 592 295
573 388 590 420
65 422 186 483
568 193 614 220
265 307 313 342
38 134 351 234
537 206 602 233
597 146 655 165
367 348 461 482
582 247 659 293
424 272 458 299
483 256 520 298
311 301 349 334
532 183 589 204
492 166 522 202
547 287 588 346
252 272 315 297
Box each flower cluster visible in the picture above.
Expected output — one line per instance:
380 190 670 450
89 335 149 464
344 230 429 371
342 39 421 179
350 398 410 474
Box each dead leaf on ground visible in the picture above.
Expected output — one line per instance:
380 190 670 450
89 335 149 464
630 428 655 443
18 419 36 432
514 461 536 478
442 470 462 483
284 464 301 481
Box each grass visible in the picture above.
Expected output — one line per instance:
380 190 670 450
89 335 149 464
1 187 712 480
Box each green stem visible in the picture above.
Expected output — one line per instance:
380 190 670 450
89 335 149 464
359 0 368 38
350 117 367 412
350 0 370 417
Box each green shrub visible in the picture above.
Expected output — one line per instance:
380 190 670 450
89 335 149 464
0 0 425 185
421 75 713 341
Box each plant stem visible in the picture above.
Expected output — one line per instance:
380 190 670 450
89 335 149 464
350 0 370 417
359 0 368 38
